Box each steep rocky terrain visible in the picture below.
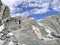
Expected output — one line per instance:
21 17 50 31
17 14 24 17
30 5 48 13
0 0 60 45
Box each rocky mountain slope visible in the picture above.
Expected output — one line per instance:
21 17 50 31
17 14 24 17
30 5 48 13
0 1 60 45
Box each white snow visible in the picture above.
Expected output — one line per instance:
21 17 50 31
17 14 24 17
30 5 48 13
0 24 4 32
0 40 4 45
8 32 13 36
8 41 14 45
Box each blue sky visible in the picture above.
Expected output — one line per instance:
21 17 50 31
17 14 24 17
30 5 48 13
30 10 60 21
1 0 60 21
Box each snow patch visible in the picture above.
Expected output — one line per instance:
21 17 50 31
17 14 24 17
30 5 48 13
0 24 4 32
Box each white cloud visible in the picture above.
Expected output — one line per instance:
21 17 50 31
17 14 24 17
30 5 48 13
30 8 49 14
1 0 60 18
1 0 39 7
41 3 49 8
11 11 30 18
51 0 60 11
52 8 60 11
1 0 15 7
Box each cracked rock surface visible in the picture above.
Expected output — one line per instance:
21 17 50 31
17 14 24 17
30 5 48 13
0 1 60 45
